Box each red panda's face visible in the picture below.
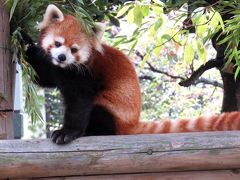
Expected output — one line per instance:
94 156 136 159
37 5 105 68
39 19 91 68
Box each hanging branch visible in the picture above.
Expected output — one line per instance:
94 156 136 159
179 59 223 87
139 75 154 81
133 49 223 88
147 62 185 80
146 62 223 88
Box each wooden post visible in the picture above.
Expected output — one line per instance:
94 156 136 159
0 131 240 178
0 0 15 139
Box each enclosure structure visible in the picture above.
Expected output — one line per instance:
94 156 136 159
0 131 240 179
1 1 240 180
0 0 15 139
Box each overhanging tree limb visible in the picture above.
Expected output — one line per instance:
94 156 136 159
147 62 185 80
179 59 223 87
139 75 154 81
147 61 223 88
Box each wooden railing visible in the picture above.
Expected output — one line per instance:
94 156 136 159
1 131 240 179
0 0 15 139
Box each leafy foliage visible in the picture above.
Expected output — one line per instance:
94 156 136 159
116 1 225 65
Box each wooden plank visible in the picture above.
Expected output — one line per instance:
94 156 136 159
34 169 240 180
0 0 7 139
0 0 15 139
0 131 240 178
0 132 7 139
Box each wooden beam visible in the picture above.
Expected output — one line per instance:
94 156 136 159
5 170 240 180
33 170 240 180
0 0 15 139
0 131 240 178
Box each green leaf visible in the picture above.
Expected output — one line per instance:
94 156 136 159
134 5 143 27
108 15 120 26
117 5 132 17
154 18 163 31
148 24 158 38
161 34 172 41
9 0 19 22
215 11 225 31
152 1 165 7
153 46 161 57
128 40 138 55
141 5 150 17
184 44 194 65
141 53 150 68
127 8 134 24
234 66 240 80
209 12 219 29
191 10 203 24
152 6 163 16
196 16 208 37
217 34 232 45
197 41 207 63
153 37 163 56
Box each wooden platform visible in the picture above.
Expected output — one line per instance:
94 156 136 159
1 131 240 179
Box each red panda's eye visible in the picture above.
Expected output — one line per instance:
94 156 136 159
55 41 62 47
71 47 78 54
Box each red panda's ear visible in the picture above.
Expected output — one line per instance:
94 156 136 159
37 4 64 30
94 22 105 53
94 22 106 41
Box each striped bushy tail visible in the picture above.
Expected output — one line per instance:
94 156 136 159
132 112 240 134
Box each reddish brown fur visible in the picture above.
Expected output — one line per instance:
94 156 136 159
40 11 240 135
215 114 226 130
195 117 204 131
128 112 240 134
39 15 94 47
161 121 171 133
179 119 189 132
90 45 142 134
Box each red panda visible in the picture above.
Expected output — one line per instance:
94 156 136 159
25 4 240 144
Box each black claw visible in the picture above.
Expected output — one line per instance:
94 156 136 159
51 130 61 143
56 135 64 144
51 129 81 144
64 135 73 143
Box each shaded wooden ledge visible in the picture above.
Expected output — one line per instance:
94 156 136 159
1 131 240 179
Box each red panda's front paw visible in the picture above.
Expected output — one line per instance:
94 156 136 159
51 129 82 144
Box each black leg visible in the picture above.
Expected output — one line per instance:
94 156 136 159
51 98 93 144
85 105 116 136
25 45 57 88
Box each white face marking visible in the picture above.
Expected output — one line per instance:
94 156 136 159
50 45 75 68
72 44 80 49
42 34 54 50
42 35 92 68
55 37 65 44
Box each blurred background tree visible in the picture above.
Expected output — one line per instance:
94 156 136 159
5 0 240 138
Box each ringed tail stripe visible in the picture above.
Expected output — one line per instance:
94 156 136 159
129 112 240 134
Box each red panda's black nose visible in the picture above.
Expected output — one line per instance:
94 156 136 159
58 54 66 62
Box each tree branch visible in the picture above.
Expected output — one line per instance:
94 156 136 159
147 62 185 80
146 62 223 88
139 75 154 81
196 78 223 88
179 59 223 87
135 52 223 88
